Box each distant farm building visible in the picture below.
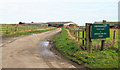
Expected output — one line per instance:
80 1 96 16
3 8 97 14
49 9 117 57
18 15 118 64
19 21 77 27
19 22 48 27
46 21 77 27
94 20 120 29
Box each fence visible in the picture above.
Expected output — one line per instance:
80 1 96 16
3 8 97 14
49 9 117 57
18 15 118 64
67 23 117 53
67 23 91 52
69 28 85 46
0 26 51 37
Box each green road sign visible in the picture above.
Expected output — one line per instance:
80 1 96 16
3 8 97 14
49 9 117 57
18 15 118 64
91 24 110 39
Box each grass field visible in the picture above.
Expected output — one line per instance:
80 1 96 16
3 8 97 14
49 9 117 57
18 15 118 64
1 24 56 37
53 28 119 68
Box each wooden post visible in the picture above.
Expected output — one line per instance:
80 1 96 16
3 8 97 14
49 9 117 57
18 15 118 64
77 30 79 41
85 23 92 53
75 30 77 40
18 26 20 33
113 30 116 40
20 26 22 32
78 30 80 41
15 27 17 32
113 30 116 44
6 27 9 35
17 27 18 32
71 29 72 35
28 26 29 31
100 20 107 51
11 27 13 34
20 26 21 31
76 30 77 40
25 26 26 31
74 30 75 36
82 31 84 46
101 40 105 51
72 30 74 36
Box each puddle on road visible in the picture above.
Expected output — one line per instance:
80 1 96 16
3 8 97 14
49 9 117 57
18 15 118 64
42 41 49 46
38 41 54 58
32 34 36 35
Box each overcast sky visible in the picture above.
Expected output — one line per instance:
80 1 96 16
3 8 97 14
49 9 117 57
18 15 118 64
0 0 119 26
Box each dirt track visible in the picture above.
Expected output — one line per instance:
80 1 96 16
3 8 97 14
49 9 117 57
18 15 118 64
1 28 77 68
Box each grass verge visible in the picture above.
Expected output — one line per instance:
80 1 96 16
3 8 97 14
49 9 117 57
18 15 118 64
53 28 118 68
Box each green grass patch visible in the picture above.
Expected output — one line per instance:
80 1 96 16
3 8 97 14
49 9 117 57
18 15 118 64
53 28 118 68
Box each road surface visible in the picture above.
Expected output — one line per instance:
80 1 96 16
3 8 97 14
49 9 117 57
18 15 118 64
1 28 77 68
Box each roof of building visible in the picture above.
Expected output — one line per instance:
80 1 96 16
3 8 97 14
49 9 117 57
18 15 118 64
20 21 75 25
46 21 74 24
94 22 119 24
94 22 120 26
20 22 48 24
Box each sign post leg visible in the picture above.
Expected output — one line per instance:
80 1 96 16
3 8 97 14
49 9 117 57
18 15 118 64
101 40 105 51
113 30 116 44
78 30 80 41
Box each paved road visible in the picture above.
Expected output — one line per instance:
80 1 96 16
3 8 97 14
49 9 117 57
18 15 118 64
2 28 76 68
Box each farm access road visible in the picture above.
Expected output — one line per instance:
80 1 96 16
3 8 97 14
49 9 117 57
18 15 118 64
1 28 78 68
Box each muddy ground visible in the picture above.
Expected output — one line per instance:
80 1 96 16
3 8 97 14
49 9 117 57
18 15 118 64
1 28 87 69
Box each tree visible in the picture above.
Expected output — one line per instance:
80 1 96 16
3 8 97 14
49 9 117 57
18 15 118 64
19 22 23 24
